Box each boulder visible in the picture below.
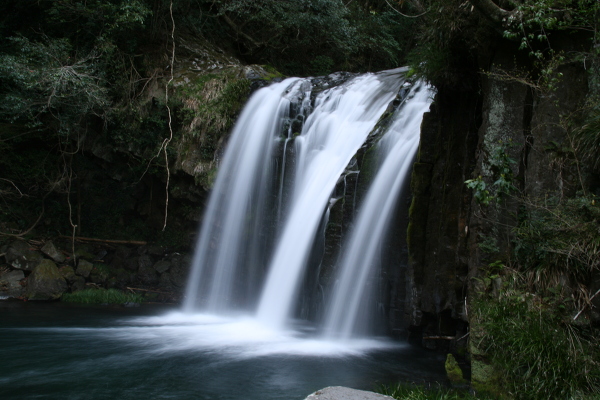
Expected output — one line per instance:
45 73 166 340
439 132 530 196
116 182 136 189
146 245 166 256
138 262 158 285
59 266 77 283
158 272 173 289
153 260 171 274
304 387 393 400
168 254 191 288
90 265 109 284
138 254 153 270
5 241 43 271
125 256 140 271
27 259 67 300
76 259 94 278
41 241 66 263
70 276 86 292
0 269 25 298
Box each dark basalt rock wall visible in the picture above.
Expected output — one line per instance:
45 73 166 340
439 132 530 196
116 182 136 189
406 87 481 349
405 39 592 351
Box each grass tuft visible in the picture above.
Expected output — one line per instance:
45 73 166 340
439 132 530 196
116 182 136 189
473 296 600 399
61 288 144 305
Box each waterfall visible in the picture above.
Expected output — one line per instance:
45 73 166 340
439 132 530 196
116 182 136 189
183 78 303 313
323 81 433 338
183 68 431 338
255 70 405 329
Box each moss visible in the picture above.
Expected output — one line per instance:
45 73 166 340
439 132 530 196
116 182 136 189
471 359 504 397
445 353 465 385
260 65 284 81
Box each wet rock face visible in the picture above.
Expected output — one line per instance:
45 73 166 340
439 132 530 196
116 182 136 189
406 88 480 347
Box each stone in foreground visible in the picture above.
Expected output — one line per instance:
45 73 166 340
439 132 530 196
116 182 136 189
304 387 393 400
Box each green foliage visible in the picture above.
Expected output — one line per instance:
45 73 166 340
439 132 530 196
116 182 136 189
203 0 413 75
45 0 151 49
465 177 492 206
108 98 173 159
0 35 109 134
502 0 599 58
376 382 483 400
473 295 600 399
466 141 517 206
404 0 481 87
61 288 145 304
346 7 416 72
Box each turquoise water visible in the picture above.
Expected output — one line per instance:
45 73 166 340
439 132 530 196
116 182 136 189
0 301 445 400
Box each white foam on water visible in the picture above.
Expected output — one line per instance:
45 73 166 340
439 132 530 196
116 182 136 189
94 312 405 358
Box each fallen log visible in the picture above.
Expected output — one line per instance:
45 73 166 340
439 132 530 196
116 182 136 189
60 235 147 246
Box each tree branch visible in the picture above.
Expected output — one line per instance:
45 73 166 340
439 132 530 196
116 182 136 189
221 14 264 50
469 0 512 25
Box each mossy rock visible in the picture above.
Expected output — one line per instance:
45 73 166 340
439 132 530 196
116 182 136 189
471 359 505 398
27 259 68 300
76 259 94 278
445 353 465 385
59 265 77 283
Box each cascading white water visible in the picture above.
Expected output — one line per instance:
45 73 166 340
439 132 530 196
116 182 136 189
256 70 406 329
323 82 433 339
183 68 429 338
183 78 303 313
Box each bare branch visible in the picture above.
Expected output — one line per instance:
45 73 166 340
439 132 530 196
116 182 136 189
383 0 428 18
